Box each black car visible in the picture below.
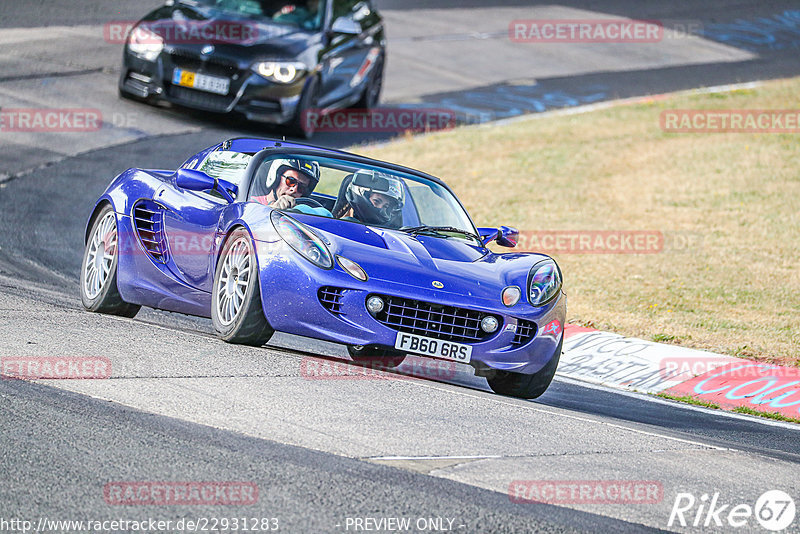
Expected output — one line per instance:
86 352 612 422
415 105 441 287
119 0 386 137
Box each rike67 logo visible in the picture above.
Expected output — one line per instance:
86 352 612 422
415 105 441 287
668 490 796 531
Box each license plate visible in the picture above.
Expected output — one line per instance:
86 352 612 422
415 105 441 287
172 68 230 95
394 332 472 363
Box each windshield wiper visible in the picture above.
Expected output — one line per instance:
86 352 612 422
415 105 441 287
400 225 480 241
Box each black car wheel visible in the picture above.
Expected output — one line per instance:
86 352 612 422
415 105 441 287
80 204 141 318
288 74 320 139
211 228 274 346
348 345 406 369
486 337 562 399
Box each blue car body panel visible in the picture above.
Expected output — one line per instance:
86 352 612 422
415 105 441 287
86 138 566 375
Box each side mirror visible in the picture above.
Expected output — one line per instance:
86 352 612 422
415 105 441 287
477 226 518 247
175 168 238 203
330 17 361 35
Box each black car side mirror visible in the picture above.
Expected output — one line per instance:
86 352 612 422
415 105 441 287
330 17 361 35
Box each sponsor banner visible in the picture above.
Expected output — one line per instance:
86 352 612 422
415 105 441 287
660 110 800 133
665 363 800 418
559 329 740 393
509 19 663 43
0 108 102 132
509 480 663 504
103 482 258 506
1 357 111 379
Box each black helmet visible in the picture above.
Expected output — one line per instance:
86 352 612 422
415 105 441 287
264 158 321 195
345 169 404 226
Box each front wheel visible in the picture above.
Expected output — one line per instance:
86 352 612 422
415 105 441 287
347 345 406 369
211 228 274 346
486 338 562 399
80 205 140 318
287 75 319 139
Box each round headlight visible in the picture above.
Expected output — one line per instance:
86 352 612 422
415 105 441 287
502 286 521 307
366 296 384 315
480 316 499 333
528 259 562 306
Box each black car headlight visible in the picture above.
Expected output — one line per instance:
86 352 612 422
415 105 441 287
254 61 306 84
271 212 332 269
127 26 164 62
528 258 562 306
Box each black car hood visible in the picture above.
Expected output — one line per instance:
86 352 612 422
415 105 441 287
142 3 315 60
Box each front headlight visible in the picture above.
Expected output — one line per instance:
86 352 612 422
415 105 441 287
271 211 332 269
528 258 562 306
254 61 306 84
127 26 164 62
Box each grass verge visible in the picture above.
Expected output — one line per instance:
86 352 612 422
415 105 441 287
655 392 720 410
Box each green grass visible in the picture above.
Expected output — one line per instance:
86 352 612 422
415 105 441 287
732 406 800 424
656 392 721 410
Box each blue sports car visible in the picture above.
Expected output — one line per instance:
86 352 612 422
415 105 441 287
81 138 566 398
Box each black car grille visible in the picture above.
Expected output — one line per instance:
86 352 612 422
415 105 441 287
166 85 234 112
371 295 500 344
132 200 168 263
512 319 537 347
169 50 240 77
318 287 345 315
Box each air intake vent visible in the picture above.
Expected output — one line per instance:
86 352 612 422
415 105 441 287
512 319 537 347
318 286 345 315
133 200 168 263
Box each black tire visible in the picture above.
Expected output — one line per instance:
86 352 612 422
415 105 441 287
211 228 274 346
287 74 320 139
486 337 562 399
80 204 141 318
354 53 384 110
347 345 406 369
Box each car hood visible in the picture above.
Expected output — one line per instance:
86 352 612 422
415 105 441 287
294 215 545 303
142 3 314 60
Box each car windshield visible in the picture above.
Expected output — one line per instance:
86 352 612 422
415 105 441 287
193 0 325 31
247 153 480 243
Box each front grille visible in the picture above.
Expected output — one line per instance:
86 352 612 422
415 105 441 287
132 200 168 263
318 287 345 315
169 50 240 77
372 295 500 344
512 319 537 347
166 85 234 112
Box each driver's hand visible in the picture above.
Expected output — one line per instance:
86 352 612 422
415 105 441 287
271 195 296 210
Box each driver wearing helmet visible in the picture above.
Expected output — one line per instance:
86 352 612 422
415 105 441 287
252 158 330 216
334 169 404 227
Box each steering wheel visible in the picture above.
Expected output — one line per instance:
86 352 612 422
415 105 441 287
294 197 325 208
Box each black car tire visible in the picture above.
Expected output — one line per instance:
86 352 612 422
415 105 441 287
348 345 406 369
288 74 320 139
211 228 274 346
354 53 384 110
486 337 562 399
80 204 141 318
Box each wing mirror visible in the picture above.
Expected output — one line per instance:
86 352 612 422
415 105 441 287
330 17 361 35
175 168 238 203
477 226 518 247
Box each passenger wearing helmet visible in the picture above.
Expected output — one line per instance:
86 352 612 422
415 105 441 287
334 170 404 227
252 158 329 216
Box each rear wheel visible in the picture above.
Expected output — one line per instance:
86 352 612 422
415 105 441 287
80 205 140 318
211 228 274 346
486 338 562 399
347 345 406 369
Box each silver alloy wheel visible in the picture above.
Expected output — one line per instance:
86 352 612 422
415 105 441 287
83 212 118 300
216 236 252 326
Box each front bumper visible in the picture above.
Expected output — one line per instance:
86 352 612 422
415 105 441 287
256 241 566 376
119 48 306 124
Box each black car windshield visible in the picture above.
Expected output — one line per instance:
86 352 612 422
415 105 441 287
193 0 325 31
